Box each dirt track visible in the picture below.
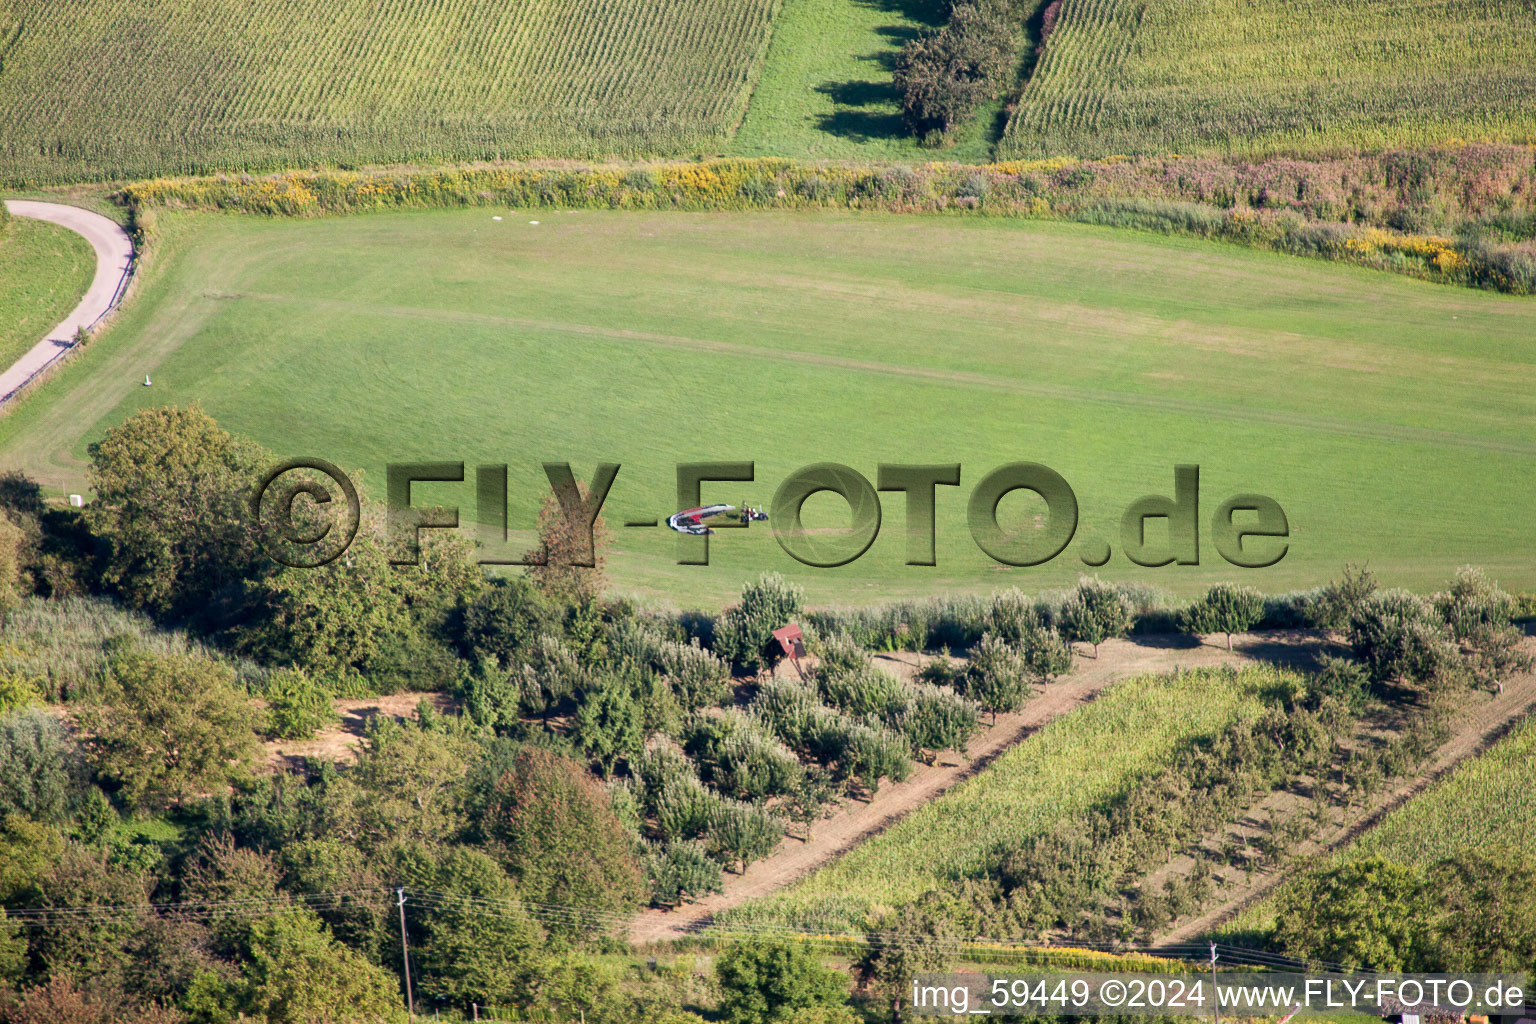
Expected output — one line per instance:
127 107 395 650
628 630 1332 945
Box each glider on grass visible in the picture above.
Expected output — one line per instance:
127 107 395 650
667 503 768 536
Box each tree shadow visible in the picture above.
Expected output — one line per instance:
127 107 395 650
805 0 945 144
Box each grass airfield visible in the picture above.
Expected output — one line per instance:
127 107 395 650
2 207 1532 606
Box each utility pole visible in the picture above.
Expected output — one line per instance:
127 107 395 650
398 888 415 1022
1209 942 1220 1024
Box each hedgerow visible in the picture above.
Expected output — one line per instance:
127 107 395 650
118 145 1536 293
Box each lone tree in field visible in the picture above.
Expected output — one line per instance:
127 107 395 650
1058 577 1132 657
1181 582 1266 650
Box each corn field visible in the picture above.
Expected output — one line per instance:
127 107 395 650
1000 0 1536 159
716 666 1282 932
0 0 780 184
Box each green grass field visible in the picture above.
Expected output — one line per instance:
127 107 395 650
1000 0 1536 159
1222 714 1536 940
727 0 1004 162
719 667 1278 930
1 207 1533 606
0 214 94 370
0 0 778 183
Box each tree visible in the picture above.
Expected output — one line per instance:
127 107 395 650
714 573 803 673
524 478 610 606
892 0 1015 143
1273 857 1433 971
715 939 849 1024
262 668 340 740
483 748 645 937
1181 583 1266 650
960 633 1030 724
238 912 407 1024
0 709 85 822
1348 589 1459 690
392 846 547 1013
1058 577 1131 657
457 575 551 667
350 717 475 846
898 684 979 762
85 406 269 617
82 643 260 810
1427 851 1536 972
0 511 25 613
571 676 645 776
237 533 416 679
857 894 976 1021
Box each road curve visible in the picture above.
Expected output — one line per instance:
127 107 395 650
0 200 134 405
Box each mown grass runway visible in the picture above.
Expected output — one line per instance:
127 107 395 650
1 208 1532 605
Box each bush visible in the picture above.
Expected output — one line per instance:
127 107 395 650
1180 583 1265 650
896 684 979 762
1309 564 1378 629
716 939 849 1024
714 573 803 672
1058 577 1132 656
1348 589 1458 689
262 669 339 740
0 710 86 823
960 632 1031 723
683 711 803 802
644 839 723 906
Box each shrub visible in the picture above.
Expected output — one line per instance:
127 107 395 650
0 711 85 823
644 839 723 906
262 668 339 740
706 798 783 873
1309 564 1378 629
714 573 803 672
1348 590 1459 689
960 632 1031 723
650 636 733 712
1181 583 1266 650
683 711 803 802
1058 577 1131 656
896 684 979 762
716 939 849 1024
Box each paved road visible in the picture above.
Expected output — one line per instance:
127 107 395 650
0 200 134 404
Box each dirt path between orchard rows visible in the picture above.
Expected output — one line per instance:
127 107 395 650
628 630 1331 945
